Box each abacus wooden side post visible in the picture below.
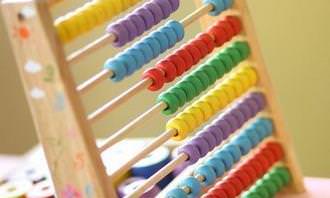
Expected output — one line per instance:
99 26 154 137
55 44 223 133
1 1 117 197
193 0 305 193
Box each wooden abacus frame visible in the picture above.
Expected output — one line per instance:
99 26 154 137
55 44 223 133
1 0 304 197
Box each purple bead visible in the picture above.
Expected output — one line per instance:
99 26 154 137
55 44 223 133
190 136 210 157
238 102 254 119
246 97 260 115
214 119 231 139
251 92 266 110
128 14 146 36
168 0 180 11
136 8 155 29
107 23 129 47
177 144 201 166
231 108 246 127
198 131 216 151
155 0 172 18
205 125 223 145
223 113 240 132
145 2 164 24
122 19 138 41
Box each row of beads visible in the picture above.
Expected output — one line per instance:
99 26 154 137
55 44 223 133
202 142 284 198
104 20 184 82
165 117 273 198
241 166 292 198
157 40 250 116
143 16 242 91
166 65 258 141
107 0 180 47
55 0 142 43
177 92 267 167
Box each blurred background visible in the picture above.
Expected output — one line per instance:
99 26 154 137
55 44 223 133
0 0 329 179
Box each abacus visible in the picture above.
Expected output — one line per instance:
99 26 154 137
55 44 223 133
1 0 305 197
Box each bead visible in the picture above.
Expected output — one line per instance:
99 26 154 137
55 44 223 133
244 128 260 147
184 76 204 95
226 16 241 35
166 188 187 198
214 119 231 139
126 48 145 69
157 60 177 83
204 157 225 177
159 92 180 115
207 58 225 78
104 59 127 82
177 112 198 131
218 53 234 72
168 54 186 76
190 136 210 157
185 43 202 64
135 42 153 63
227 176 244 196
152 31 170 53
107 23 129 47
232 169 252 188
170 87 187 107
192 39 209 58
230 108 246 127
155 0 172 18
117 53 137 76
162 26 178 47
202 65 218 84
217 181 237 198
197 33 215 53
128 14 145 36
233 136 253 155
143 68 165 91
177 144 201 166
193 70 211 89
193 101 213 120
177 48 194 71
145 37 161 58
177 177 202 198
178 81 197 102
197 130 217 151
203 0 225 16
186 107 205 125
145 2 163 24
205 125 223 145
223 144 241 163
224 47 242 66
168 20 185 41
168 0 180 11
122 19 138 41
201 94 221 112
194 165 216 186
213 150 234 171
239 102 254 119
223 113 240 132
136 8 155 29
167 117 190 141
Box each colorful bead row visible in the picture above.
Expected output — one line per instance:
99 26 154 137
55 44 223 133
143 16 242 91
55 0 142 43
158 40 250 115
166 65 258 141
241 166 292 198
202 142 284 198
176 92 267 167
104 20 184 82
165 117 273 198
107 0 180 47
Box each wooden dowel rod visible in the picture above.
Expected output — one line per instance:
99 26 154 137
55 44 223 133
110 129 177 180
99 102 167 152
125 153 188 198
88 78 153 123
76 4 214 95
68 34 116 65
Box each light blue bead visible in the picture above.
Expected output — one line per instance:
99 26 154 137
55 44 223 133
213 150 234 171
203 0 225 16
223 0 233 9
244 128 260 147
152 31 170 53
194 165 216 186
259 118 274 136
104 59 127 82
223 144 242 163
250 121 267 139
178 176 202 198
204 157 225 177
135 42 153 63
116 54 137 76
167 20 185 41
126 48 145 69
161 25 177 48
145 37 161 58
233 136 253 155
166 188 187 198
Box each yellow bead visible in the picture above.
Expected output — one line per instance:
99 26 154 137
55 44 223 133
185 107 205 125
74 12 89 33
167 118 190 141
177 113 198 131
56 22 70 43
56 19 73 42
220 84 236 102
210 89 229 108
90 2 107 23
227 78 244 96
201 94 221 112
243 66 258 86
193 100 213 121
95 0 113 19
237 71 251 90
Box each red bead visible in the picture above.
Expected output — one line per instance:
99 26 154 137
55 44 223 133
191 39 209 59
142 68 165 91
216 182 236 198
197 33 215 53
208 25 228 47
156 60 177 83
263 148 277 164
185 43 202 64
255 153 271 173
207 188 228 198
240 164 258 183
232 169 251 188
266 142 284 160
217 21 235 39
247 159 264 178
176 48 194 71
167 54 186 76
225 16 242 35
226 176 244 195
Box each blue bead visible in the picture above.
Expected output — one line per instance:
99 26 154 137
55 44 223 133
167 20 185 41
223 0 233 9
134 42 153 63
213 150 234 171
259 118 274 136
223 144 242 163
116 54 137 76
203 0 225 16
145 37 161 58
161 25 177 48
233 136 253 155
178 176 202 198
244 128 260 147
104 59 127 82
204 157 225 177
152 31 170 53
126 48 145 69
194 165 216 186
166 188 187 198
253 121 269 139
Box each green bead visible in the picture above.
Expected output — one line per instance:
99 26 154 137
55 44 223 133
273 167 291 185
241 191 262 198
265 173 283 190
193 70 211 89
169 87 187 107
158 92 179 115
255 185 271 198
178 81 197 102
263 179 278 196
183 75 204 95
218 52 234 72
207 57 226 79
233 41 251 59
201 66 217 84
225 47 242 66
